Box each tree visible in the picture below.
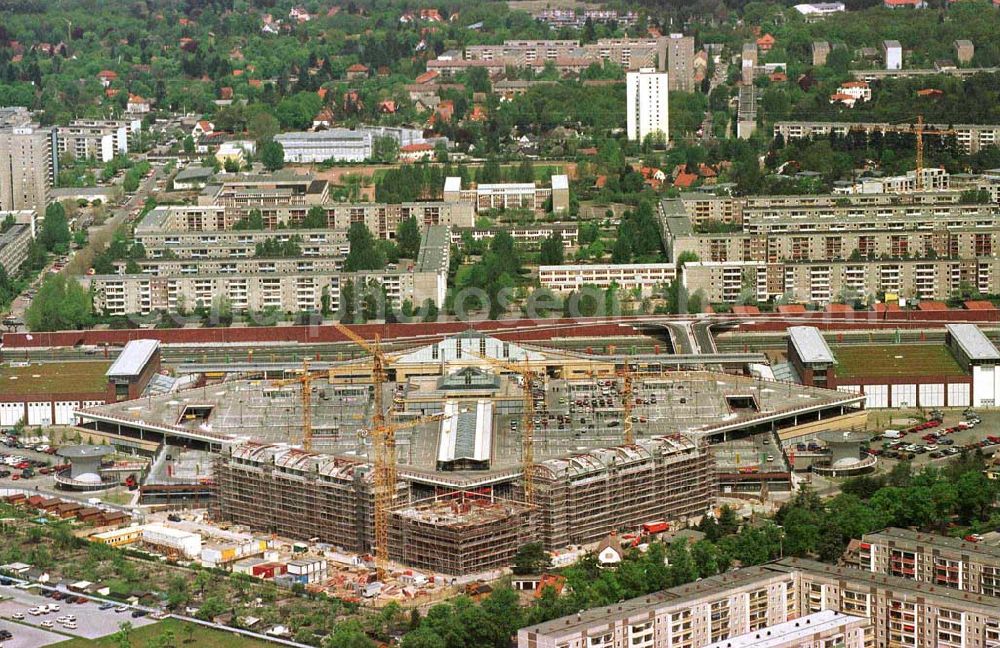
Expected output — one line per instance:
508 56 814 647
25 274 92 331
302 205 327 229
512 542 549 575
539 232 564 265
166 575 189 609
339 278 357 323
40 202 71 253
401 627 446 648
955 471 995 523
182 136 195 155
396 216 422 259
193 569 213 596
344 222 387 271
372 135 400 163
196 595 225 620
325 620 375 648
112 621 133 648
260 139 285 171
248 112 280 143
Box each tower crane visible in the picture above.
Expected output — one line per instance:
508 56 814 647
273 359 326 452
470 351 539 507
616 364 670 446
882 116 957 191
329 321 424 581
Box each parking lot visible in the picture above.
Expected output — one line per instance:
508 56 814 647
0 618 66 648
0 585 156 642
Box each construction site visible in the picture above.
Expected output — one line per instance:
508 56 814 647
74 329 867 577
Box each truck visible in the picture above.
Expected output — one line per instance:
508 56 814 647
883 429 903 439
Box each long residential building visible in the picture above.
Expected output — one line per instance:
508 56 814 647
661 195 1000 304
140 200 473 242
539 263 676 294
774 121 1000 154
858 527 1000 596
518 557 1000 648
88 224 451 315
459 36 695 90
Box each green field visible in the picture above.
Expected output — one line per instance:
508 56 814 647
833 344 964 379
53 618 277 648
0 361 110 396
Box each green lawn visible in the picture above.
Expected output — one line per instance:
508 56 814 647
833 344 964 379
0 361 110 396
53 618 277 647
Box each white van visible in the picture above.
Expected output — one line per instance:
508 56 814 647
883 429 903 439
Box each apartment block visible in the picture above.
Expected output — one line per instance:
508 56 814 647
774 121 1000 154
859 528 1000 597
443 175 569 214
55 119 140 163
88 225 451 315
539 263 676 294
140 200 473 241
627 68 669 142
661 193 1000 304
518 557 1000 648
0 114 51 212
812 41 831 66
0 211 36 275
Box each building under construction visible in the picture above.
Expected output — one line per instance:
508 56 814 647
392 492 533 575
85 331 866 575
533 435 713 550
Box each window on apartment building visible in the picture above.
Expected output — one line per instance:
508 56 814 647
431 344 439 360
825 236 842 260
502 342 510 358
890 235 908 258
976 233 993 256
855 235 877 258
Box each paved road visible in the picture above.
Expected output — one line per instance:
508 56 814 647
3 164 163 329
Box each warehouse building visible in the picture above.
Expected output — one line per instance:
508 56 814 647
789 325 975 408
946 323 1000 407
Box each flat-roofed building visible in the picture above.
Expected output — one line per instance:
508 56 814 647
812 41 830 66
88 225 452 315
275 126 443 163
443 175 569 214
0 210 36 275
55 119 139 163
105 339 162 402
946 323 1000 406
539 263 676 295
704 610 871 648
787 326 836 388
0 118 51 212
774 121 1000 154
859 528 1000 597
518 557 1000 648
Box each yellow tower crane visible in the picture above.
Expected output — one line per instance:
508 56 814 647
329 321 441 581
470 351 538 506
273 359 325 452
881 116 957 191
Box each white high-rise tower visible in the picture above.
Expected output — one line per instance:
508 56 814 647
626 68 669 143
